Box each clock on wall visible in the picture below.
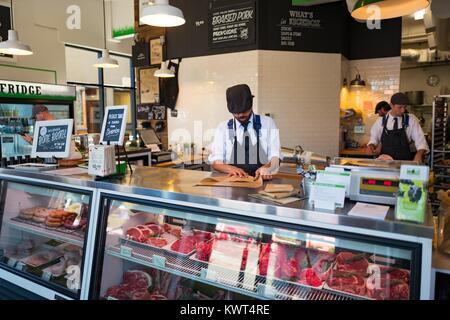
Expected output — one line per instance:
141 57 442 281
427 74 440 87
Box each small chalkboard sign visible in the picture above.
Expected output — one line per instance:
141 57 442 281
31 119 73 158
100 106 128 146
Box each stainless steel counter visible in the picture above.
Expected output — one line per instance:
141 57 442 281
0 166 434 240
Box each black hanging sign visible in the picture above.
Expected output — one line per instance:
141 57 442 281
32 119 73 158
208 0 256 48
100 106 128 146
132 41 150 67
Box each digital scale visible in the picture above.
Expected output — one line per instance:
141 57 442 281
331 158 418 205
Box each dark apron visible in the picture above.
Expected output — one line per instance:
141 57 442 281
229 118 268 176
380 115 413 161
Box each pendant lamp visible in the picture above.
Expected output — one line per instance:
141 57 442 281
154 60 175 78
140 0 185 27
352 0 430 20
0 0 33 56
350 68 366 88
94 0 119 68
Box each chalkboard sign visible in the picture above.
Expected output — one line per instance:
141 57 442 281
31 119 73 158
100 106 128 146
137 104 154 120
209 0 256 48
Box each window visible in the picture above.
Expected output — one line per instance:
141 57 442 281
65 45 135 136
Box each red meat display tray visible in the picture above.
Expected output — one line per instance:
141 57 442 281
121 227 213 258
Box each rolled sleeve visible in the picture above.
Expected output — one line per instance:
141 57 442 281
369 118 382 146
409 117 429 152
208 124 227 163
266 118 281 160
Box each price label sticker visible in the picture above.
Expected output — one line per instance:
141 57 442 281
257 284 276 299
107 296 118 300
152 255 166 268
42 271 52 281
15 261 26 271
200 268 217 282
120 245 133 258
7 258 17 267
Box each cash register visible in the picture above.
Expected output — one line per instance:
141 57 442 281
137 128 173 164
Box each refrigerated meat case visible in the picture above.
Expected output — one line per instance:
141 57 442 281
0 167 434 300
0 173 96 300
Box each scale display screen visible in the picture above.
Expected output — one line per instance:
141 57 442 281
359 177 399 198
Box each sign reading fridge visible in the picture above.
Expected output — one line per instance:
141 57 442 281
209 0 256 48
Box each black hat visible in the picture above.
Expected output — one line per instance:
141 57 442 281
391 92 409 106
31 104 48 118
375 101 391 114
226 84 254 114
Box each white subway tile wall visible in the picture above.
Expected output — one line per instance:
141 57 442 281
343 57 401 145
168 51 259 154
258 50 342 157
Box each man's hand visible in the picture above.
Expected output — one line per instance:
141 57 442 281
366 144 377 155
413 150 426 164
22 134 33 144
226 166 248 178
255 167 273 180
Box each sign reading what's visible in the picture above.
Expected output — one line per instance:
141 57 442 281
0 80 76 101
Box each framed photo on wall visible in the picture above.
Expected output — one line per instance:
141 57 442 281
139 67 160 104
150 37 163 66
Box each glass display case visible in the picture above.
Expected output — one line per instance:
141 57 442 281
92 195 422 300
0 179 91 299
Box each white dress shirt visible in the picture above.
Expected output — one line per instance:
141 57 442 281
208 114 281 164
369 113 429 152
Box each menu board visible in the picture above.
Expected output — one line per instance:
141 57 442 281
209 0 256 48
31 119 73 158
100 106 128 146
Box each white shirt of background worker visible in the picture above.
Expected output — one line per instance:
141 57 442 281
367 93 429 163
209 84 281 180
23 104 81 160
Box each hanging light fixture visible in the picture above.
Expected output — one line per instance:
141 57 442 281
350 68 366 88
352 0 430 20
0 0 33 56
94 0 119 68
154 60 175 78
140 0 185 27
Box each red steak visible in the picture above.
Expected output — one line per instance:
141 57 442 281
171 236 196 254
258 243 271 276
327 270 366 296
146 237 168 248
379 265 410 284
367 278 410 300
126 227 144 242
299 268 322 287
196 241 213 261
336 252 369 275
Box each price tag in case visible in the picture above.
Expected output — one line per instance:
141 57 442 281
7 258 17 267
42 271 52 281
256 284 276 299
152 255 166 268
120 245 133 258
15 261 26 271
200 268 218 282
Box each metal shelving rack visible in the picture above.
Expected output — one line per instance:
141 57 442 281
431 95 450 207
